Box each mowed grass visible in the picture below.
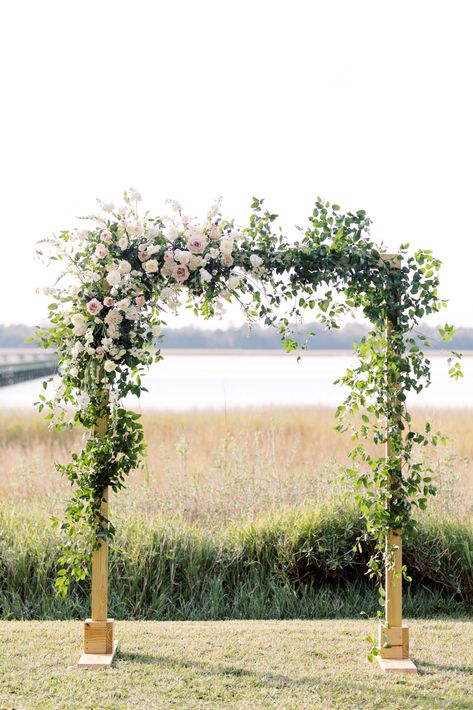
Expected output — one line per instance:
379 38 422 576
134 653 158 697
0 619 472 709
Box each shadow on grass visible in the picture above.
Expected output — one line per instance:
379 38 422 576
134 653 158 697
416 660 473 676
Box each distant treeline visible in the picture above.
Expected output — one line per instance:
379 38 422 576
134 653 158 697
2 322 473 350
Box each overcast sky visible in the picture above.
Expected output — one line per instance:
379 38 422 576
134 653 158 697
1 0 472 329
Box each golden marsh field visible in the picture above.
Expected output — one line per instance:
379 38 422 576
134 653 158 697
1 407 472 524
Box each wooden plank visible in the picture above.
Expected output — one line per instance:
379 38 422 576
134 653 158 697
91 486 109 622
377 656 417 674
77 640 119 670
91 414 109 623
385 530 403 628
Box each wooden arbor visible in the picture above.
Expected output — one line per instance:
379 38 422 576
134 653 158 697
74 255 416 673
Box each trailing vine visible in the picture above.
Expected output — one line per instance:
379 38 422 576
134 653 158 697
34 191 461 609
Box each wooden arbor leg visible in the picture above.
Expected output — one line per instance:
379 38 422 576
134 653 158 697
377 530 416 673
377 254 417 674
77 415 118 669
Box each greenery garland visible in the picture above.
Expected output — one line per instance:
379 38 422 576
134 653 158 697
34 191 461 612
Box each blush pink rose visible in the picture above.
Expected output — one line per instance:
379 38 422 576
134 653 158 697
95 347 105 359
222 254 234 267
103 296 115 307
187 236 204 254
95 243 109 258
135 295 146 307
163 250 174 262
101 229 112 242
86 298 103 315
172 264 190 282
138 250 150 262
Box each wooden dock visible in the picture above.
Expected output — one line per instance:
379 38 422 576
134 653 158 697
0 349 57 387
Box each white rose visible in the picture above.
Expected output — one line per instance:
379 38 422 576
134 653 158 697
116 298 131 311
71 313 85 328
175 249 191 265
220 237 234 255
69 366 78 378
250 254 263 269
152 325 161 337
106 270 121 286
118 236 129 249
199 268 212 283
118 260 132 274
104 360 117 372
143 259 158 273
228 275 241 290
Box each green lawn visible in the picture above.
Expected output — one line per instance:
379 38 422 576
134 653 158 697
0 620 472 709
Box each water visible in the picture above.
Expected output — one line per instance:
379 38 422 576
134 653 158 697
0 353 471 411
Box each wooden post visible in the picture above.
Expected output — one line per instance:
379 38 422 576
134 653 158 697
77 414 118 668
377 254 417 674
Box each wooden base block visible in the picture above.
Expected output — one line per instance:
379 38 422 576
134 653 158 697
377 656 417 674
77 640 119 669
84 618 114 654
378 625 409 659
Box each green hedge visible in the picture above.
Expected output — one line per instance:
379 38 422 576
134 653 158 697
0 506 471 619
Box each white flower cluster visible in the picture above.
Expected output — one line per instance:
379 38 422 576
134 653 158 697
41 191 267 421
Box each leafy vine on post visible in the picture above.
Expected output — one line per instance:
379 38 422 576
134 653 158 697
34 190 461 669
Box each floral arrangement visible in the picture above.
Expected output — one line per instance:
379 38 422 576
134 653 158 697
34 191 461 612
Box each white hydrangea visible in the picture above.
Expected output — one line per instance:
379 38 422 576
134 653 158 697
105 309 123 326
188 254 203 271
250 254 263 269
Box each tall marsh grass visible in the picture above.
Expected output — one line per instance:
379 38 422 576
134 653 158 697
0 407 471 620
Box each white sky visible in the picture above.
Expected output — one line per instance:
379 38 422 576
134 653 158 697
1 0 472 329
